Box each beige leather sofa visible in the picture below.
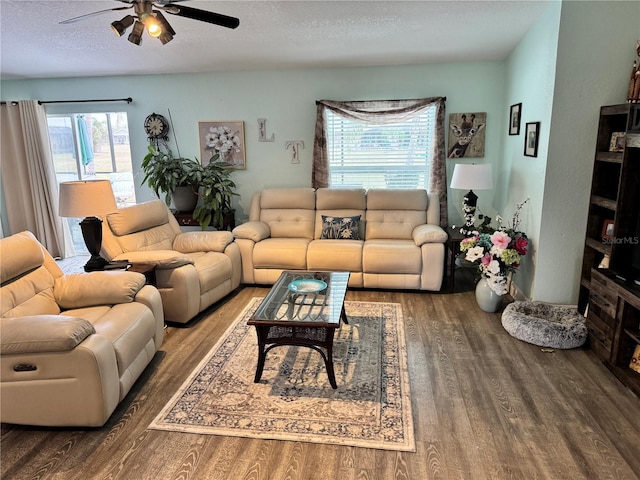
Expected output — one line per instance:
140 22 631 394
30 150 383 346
100 199 241 324
232 188 447 290
0 231 164 427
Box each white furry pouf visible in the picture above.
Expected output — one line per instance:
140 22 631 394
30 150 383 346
501 301 587 349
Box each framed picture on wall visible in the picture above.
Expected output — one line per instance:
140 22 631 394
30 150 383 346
198 121 246 169
524 122 540 157
447 112 486 158
609 132 626 152
601 219 614 239
509 103 522 135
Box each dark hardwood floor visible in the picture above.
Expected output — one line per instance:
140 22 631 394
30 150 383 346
2 277 639 479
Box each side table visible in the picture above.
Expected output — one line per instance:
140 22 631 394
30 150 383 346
127 263 157 287
173 209 236 231
445 227 466 293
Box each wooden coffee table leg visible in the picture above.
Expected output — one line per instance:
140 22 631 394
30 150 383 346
340 304 349 325
324 329 338 389
253 326 268 383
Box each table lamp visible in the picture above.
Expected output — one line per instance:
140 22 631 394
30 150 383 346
450 163 493 236
59 179 117 271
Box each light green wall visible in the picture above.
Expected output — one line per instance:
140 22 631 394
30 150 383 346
535 0 639 303
1 62 505 224
499 1 561 299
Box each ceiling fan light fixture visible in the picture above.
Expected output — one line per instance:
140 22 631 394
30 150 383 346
111 14 134 37
152 11 175 44
145 16 162 38
158 32 174 45
127 20 145 45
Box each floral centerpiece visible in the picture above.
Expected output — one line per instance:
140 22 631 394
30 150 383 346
204 125 242 164
459 199 529 296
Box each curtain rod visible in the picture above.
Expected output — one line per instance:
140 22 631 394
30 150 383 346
39 97 133 105
1 97 133 106
315 96 446 105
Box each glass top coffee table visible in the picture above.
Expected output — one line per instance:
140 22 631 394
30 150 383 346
247 270 350 389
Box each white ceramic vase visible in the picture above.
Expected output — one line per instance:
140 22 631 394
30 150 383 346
475 278 504 313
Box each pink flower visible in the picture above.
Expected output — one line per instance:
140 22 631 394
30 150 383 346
515 236 528 255
490 231 511 250
481 253 492 266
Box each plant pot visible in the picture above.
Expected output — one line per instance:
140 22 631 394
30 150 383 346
475 278 504 313
172 186 198 213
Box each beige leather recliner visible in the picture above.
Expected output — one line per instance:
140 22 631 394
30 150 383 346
100 199 242 324
0 231 164 427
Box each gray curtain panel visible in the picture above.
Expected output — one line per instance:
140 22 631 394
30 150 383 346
0 100 73 256
312 97 448 227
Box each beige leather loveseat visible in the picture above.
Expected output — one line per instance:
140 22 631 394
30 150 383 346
232 188 447 290
100 200 241 323
0 231 164 427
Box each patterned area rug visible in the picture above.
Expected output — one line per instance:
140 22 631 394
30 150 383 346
149 298 415 452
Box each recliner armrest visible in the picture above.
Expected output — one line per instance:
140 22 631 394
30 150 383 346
54 271 146 309
0 315 96 355
412 224 448 247
111 250 194 269
232 221 271 242
173 231 234 253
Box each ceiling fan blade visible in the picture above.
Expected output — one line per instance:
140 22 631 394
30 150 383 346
59 5 132 24
164 4 239 29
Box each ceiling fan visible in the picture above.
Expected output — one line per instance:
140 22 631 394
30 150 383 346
60 0 239 46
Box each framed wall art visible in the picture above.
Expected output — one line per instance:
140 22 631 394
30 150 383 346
601 219 614 239
198 121 246 169
524 121 540 157
509 103 522 135
609 132 626 152
447 112 486 158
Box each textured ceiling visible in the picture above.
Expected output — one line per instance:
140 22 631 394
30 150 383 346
0 0 550 80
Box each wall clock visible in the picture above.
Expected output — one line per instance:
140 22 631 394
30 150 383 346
144 113 169 142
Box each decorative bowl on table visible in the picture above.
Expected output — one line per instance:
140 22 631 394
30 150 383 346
288 279 327 293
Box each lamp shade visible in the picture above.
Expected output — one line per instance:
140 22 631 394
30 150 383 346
59 180 117 218
450 163 493 190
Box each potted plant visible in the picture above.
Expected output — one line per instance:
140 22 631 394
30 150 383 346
140 144 202 212
192 154 238 230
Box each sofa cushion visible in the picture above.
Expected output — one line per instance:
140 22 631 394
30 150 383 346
260 209 315 239
316 188 366 210
0 231 45 285
173 231 234 253
366 189 428 210
366 210 427 240
365 189 428 240
1 266 60 318
363 240 422 274
320 215 361 240
253 238 310 269
260 188 316 210
307 240 363 271
106 200 169 236
258 188 316 239
186 252 233 294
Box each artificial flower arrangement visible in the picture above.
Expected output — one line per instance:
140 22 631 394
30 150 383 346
459 199 530 296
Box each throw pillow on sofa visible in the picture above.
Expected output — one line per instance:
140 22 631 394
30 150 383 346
320 215 361 240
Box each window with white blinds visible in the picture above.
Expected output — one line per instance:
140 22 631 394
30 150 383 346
325 106 436 189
